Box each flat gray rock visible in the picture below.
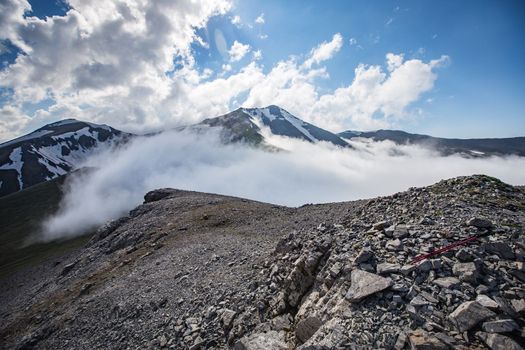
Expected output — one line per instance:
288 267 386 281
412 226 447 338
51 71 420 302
433 277 461 289
482 319 519 333
345 269 393 302
452 262 479 283
476 295 500 310
234 330 288 350
476 331 524 350
295 316 323 344
376 262 401 275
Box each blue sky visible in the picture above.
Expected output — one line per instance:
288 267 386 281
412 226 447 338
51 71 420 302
209 0 525 137
0 0 524 139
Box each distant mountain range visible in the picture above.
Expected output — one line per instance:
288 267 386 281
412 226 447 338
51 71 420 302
338 129 525 157
1 106 524 197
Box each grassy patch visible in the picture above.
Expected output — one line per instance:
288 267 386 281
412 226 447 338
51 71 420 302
0 175 92 277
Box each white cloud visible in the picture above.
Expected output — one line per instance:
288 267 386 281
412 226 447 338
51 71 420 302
304 33 343 68
252 50 262 60
228 40 250 62
0 0 232 139
0 8 447 143
231 15 241 26
243 50 449 132
349 37 357 46
386 53 404 72
258 33 268 40
0 0 31 51
255 13 265 24
41 129 525 240
0 105 30 142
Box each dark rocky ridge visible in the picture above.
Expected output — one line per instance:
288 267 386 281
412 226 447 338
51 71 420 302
339 129 525 157
0 177 524 349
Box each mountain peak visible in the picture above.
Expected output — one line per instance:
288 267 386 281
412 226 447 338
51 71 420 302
44 118 82 128
0 119 131 197
201 106 349 147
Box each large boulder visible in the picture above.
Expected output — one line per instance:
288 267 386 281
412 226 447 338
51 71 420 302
448 301 496 332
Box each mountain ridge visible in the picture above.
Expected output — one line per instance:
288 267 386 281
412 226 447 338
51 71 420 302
2 107 524 198
0 119 132 197
339 129 525 157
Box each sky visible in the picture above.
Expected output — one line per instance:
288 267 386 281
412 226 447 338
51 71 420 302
0 0 524 141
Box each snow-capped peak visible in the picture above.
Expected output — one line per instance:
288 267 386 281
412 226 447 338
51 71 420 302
0 119 131 197
241 106 348 147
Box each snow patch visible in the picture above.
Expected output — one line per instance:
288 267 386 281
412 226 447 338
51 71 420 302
37 157 68 177
52 126 94 141
0 147 24 189
244 107 318 142
277 108 318 142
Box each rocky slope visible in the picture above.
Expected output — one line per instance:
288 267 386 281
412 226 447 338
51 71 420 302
0 119 131 197
1 175 524 350
339 129 525 157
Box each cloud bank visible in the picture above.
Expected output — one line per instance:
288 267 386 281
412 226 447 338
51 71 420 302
41 130 525 241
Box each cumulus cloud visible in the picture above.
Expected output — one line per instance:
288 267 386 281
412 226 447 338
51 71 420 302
304 33 343 68
231 15 241 26
41 129 525 240
0 104 30 142
252 49 262 60
0 0 30 51
0 0 232 138
255 13 265 24
243 51 449 131
228 40 250 62
386 53 404 72
0 2 448 143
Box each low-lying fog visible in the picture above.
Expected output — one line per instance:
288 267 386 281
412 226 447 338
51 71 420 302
41 128 525 240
